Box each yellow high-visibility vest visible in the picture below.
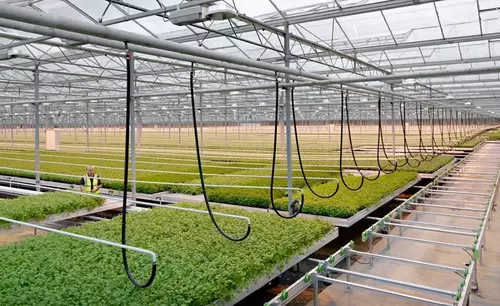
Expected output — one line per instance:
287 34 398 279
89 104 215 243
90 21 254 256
83 174 100 194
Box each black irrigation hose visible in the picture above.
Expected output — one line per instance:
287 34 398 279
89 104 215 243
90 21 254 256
376 96 398 174
189 63 251 241
429 107 446 156
344 90 380 181
415 102 432 161
338 90 365 191
291 87 339 198
399 101 421 168
440 108 453 152
121 50 156 288
269 77 304 218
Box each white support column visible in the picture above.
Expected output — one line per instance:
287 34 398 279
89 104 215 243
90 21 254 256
33 65 40 192
129 52 137 201
284 22 294 214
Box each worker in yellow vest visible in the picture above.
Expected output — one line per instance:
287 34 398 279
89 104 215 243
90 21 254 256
80 165 102 194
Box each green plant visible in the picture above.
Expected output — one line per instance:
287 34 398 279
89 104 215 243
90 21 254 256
0 192 104 228
274 171 418 218
485 129 500 141
0 203 333 305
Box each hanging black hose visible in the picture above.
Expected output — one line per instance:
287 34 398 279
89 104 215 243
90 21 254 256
436 108 451 153
445 109 453 147
344 90 381 181
399 101 421 168
376 96 398 174
291 87 339 198
189 63 251 241
121 49 156 288
415 102 431 161
452 110 459 144
338 89 365 191
429 107 446 155
269 76 304 218
441 108 454 151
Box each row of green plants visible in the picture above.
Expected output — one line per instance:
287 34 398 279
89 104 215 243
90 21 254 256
0 192 104 228
275 172 418 218
202 171 418 218
0 203 333 305
485 129 500 141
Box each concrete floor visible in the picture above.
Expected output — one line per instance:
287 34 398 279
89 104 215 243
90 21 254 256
309 143 500 306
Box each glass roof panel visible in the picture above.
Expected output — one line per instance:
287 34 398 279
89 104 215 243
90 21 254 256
436 0 480 38
490 41 500 57
478 0 500 10
335 12 392 48
383 3 440 42
460 41 490 59
482 12 500 34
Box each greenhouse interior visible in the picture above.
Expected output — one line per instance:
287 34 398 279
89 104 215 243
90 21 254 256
0 0 500 305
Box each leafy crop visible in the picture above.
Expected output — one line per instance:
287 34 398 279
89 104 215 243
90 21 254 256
205 170 417 218
387 155 453 173
485 129 500 141
457 138 483 148
0 203 333 305
273 171 418 218
0 192 104 228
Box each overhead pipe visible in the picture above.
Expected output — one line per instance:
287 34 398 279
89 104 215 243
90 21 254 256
0 4 411 99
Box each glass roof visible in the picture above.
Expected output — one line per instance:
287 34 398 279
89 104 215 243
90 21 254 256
0 0 498 120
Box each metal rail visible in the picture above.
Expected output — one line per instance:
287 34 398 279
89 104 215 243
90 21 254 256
266 142 500 306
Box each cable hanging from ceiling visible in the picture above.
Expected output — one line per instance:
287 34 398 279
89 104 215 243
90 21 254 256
189 62 251 241
121 48 157 288
291 86 340 199
269 74 304 218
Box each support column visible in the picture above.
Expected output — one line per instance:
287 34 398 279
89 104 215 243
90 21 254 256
391 86 396 159
198 83 203 155
178 97 181 146
34 65 40 192
73 106 77 144
104 101 107 145
129 52 137 201
224 69 228 146
10 104 13 150
136 99 143 156
85 101 90 152
279 94 285 159
284 23 294 214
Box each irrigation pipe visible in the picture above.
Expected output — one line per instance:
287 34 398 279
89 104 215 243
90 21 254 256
0 179 253 225
0 156 337 181
0 215 158 279
0 166 306 196
189 63 251 241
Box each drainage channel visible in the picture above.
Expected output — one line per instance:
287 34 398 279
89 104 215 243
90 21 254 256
265 142 500 306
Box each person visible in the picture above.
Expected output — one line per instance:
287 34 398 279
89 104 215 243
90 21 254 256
80 165 102 194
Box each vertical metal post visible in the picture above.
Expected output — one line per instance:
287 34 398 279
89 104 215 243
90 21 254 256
10 104 13 150
104 101 107 145
391 85 396 159
224 69 228 146
73 107 77 144
312 273 319 306
34 65 40 192
369 234 374 266
346 248 351 291
178 97 181 146
136 99 142 156
24 111 27 143
279 95 285 159
85 101 90 152
198 83 203 155
237 112 240 140
284 23 294 214
129 52 137 201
